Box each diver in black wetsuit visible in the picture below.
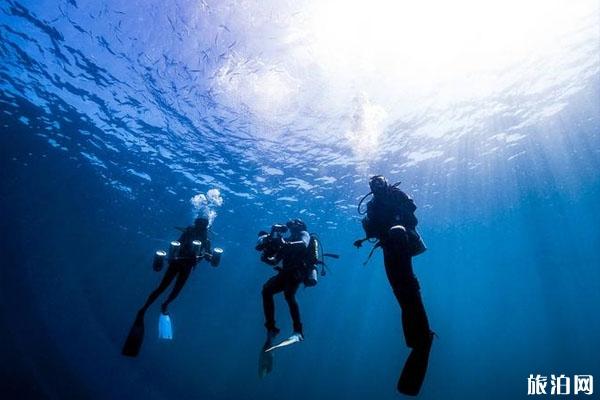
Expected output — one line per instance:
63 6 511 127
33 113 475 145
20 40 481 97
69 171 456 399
122 216 213 357
354 175 433 396
259 218 310 342
139 216 211 316
257 218 338 377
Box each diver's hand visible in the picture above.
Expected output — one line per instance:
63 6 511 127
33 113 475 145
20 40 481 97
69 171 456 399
261 254 279 266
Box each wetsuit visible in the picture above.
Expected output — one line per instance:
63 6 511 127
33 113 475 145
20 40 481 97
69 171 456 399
363 187 432 395
140 223 211 315
261 230 310 335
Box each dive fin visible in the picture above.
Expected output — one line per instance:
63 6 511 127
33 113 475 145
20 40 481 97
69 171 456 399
158 313 173 340
397 334 434 396
265 333 303 353
122 312 145 357
258 339 274 378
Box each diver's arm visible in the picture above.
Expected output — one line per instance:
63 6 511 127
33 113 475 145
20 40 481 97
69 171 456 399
361 217 378 239
362 200 380 239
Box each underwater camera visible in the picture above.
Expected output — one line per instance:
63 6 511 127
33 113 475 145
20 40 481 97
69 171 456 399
152 241 181 271
210 247 223 267
192 240 203 257
152 250 167 272
152 239 224 269
255 224 288 265
168 240 181 259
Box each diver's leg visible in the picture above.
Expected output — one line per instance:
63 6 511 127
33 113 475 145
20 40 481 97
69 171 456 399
139 263 178 314
262 274 285 333
383 235 433 396
382 234 431 349
161 263 193 314
400 288 432 349
283 278 302 335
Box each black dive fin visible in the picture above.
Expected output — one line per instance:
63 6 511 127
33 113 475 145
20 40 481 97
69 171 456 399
258 339 274 378
397 335 433 396
122 313 145 357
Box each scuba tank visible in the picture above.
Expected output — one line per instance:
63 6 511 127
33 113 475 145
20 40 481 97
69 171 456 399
302 234 340 287
152 250 167 272
408 229 427 256
303 234 321 287
388 225 426 256
305 268 318 287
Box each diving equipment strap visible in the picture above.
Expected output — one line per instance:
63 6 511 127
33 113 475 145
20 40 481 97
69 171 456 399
363 241 381 266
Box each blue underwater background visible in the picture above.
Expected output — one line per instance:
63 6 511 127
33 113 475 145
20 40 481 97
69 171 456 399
1 1 599 399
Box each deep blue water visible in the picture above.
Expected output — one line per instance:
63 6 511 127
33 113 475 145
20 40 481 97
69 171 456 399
1 1 600 399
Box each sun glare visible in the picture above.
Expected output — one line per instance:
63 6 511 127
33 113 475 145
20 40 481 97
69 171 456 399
308 0 595 91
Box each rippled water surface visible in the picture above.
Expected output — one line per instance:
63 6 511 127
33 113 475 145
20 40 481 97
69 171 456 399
1 1 599 399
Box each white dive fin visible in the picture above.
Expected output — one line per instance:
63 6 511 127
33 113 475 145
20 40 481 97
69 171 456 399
158 314 173 340
265 333 303 353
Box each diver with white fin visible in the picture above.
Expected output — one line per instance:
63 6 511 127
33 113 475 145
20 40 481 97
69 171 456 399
122 214 223 357
256 218 338 377
354 175 433 396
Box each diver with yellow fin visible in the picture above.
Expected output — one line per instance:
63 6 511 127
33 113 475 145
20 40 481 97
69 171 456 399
121 215 223 357
354 175 433 396
256 218 338 377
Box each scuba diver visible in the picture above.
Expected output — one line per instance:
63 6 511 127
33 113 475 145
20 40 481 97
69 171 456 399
255 218 336 377
354 175 433 396
260 219 310 342
122 216 223 357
